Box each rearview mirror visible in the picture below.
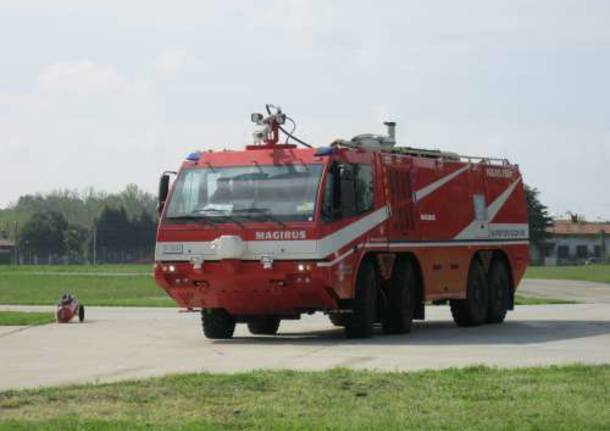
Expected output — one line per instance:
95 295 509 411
158 174 170 215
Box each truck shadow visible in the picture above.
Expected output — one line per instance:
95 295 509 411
221 319 610 346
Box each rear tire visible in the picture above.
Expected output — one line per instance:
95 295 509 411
487 260 510 324
78 304 85 322
247 317 281 335
382 258 415 335
450 258 488 327
345 260 377 338
202 309 235 339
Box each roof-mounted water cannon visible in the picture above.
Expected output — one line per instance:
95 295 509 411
251 105 286 146
249 104 312 149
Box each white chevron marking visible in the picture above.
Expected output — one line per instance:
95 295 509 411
414 165 470 202
455 177 523 240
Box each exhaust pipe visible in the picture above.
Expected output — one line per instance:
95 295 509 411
384 121 396 140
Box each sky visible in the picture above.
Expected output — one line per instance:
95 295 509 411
0 1 609 220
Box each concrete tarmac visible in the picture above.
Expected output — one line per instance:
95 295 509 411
1 301 609 392
519 278 610 303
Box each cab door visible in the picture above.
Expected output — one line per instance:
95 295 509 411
319 157 377 298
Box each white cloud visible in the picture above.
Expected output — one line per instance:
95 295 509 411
0 93 47 110
37 61 126 96
155 48 198 78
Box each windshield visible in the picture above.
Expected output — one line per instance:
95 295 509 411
165 164 323 222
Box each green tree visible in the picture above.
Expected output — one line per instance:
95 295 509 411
133 210 157 256
95 206 131 262
92 205 158 263
10 185 156 230
18 211 69 258
115 184 157 219
525 185 553 246
64 225 88 263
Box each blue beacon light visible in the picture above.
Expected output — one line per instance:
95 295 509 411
314 146 334 157
186 151 201 162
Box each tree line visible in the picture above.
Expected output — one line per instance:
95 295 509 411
0 185 157 264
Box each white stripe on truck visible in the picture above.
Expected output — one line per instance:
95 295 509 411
155 206 390 262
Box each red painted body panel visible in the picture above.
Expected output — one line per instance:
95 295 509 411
154 143 529 317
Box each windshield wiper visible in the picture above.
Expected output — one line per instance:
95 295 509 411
194 208 226 214
193 208 246 228
165 214 218 228
232 208 287 228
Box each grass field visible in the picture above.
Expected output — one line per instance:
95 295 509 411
0 365 608 430
0 311 54 326
526 264 610 284
0 263 603 307
0 264 172 307
0 264 150 274
514 295 573 305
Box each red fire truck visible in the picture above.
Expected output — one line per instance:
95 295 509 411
154 105 529 339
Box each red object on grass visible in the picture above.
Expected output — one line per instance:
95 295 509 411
55 293 85 323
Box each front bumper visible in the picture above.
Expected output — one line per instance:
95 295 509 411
154 260 337 316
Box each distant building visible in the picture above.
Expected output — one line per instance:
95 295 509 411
532 220 610 265
0 238 15 265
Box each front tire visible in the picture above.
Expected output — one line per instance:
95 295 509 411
329 314 348 327
382 258 415 335
78 304 85 322
345 260 378 338
450 258 488 327
247 317 280 335
202 309 235 339
487 260 510 324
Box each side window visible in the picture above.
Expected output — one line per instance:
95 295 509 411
321 163 373 220
473 194 487 221
355 164 374 213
